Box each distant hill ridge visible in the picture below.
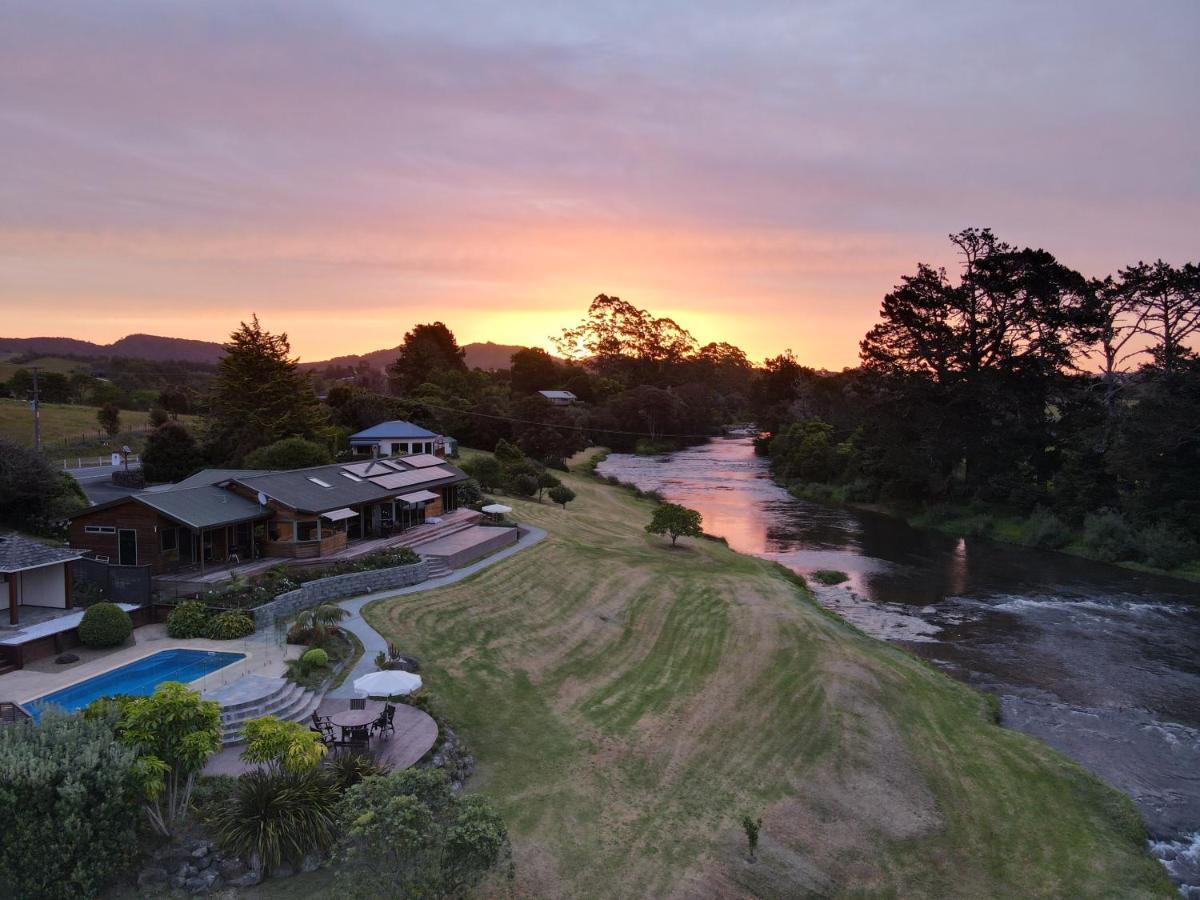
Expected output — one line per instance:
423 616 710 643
0 334 532 370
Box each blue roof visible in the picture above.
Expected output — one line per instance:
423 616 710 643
349 420 440 442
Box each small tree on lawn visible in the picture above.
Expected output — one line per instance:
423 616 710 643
548 484 576 509
97 402 121 437
116 681 222 837
741 814 762 862
535 470 561 502
646 503 703 547
240 715 327 773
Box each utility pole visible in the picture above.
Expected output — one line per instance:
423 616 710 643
29 366 41 452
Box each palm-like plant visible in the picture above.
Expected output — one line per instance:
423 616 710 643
294 603 350 644
208 769 341 875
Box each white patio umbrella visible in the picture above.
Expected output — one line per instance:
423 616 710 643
353 670 422 698
481 503 512 515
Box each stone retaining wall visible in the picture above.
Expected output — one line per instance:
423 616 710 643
250 560 428 627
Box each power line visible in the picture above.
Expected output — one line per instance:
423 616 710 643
401 398 728 440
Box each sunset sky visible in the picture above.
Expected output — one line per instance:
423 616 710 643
2 1 1197 369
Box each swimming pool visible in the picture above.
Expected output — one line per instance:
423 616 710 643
23 649 245 719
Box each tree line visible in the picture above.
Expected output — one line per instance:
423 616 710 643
765 228 1200 570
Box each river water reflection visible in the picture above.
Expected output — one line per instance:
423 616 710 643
598 437 1200 891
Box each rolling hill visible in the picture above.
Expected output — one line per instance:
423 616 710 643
0 334 532 371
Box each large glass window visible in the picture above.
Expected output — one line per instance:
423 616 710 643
161 527 177 552
296 520 319 541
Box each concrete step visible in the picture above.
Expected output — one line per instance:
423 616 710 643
222 686 319 745
219 681 306 728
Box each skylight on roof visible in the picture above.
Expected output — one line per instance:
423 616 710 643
307 477 333 488
340 472 363 482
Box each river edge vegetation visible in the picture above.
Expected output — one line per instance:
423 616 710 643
359 451 1171 898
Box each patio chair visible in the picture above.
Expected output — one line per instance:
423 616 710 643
341 723 370 750
370 705 395 738
350 698 366 710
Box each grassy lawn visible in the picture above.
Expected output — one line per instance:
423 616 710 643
354 453 1172 898
0 398 178 453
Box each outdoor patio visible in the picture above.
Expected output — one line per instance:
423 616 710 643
203 696 438 775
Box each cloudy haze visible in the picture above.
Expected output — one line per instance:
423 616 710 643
2 1 1197 366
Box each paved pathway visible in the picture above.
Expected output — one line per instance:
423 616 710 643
327 525 547 698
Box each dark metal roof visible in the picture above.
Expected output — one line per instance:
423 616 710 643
135 485 268 530
0 533 82 573
234 459 466 514
169 469 264 489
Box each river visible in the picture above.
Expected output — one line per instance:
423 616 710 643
597 436 1200 894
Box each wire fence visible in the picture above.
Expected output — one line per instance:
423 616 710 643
60 453 142 470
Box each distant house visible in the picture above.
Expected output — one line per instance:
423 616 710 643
349 420 448 458
1 534 82 626
66 455 468 573
538 390 577 406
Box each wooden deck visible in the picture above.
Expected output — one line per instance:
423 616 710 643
203 698 438 776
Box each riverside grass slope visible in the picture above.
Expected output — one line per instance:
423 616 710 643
363 452 1171 899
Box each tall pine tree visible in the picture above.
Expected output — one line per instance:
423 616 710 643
205 316 327 464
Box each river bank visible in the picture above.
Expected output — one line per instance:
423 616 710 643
597 437 1200 894
356 449 1171 897
779 475 1200 584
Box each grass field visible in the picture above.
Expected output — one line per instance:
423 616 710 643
0 398 167 453
0 353 89 382
348 452 1172 898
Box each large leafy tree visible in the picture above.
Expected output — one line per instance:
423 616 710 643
1117 259 1200 376
141 421 203 483
509 346 561 394
113 682 223 837
555 294 697 384
0 438 87 534
205 316 327 464
858 228 1101 498
387 322 467 394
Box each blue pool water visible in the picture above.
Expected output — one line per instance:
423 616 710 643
24 649 245 719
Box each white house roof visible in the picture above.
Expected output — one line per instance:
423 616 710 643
538 390 577 400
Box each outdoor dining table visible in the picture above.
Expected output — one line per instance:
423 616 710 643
329 703 384 730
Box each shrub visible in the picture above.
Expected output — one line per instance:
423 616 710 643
242 436 333 470
208 769 341 876
207 609 255 640
240 715 327 773
0 710 143 900
167 599 211 638
77 601 133 648
548 485 576 509
323 750 388 793
1021 508 1072 550
1136 522 1198 571
1083 509 1135 562
336 769 511 898
511 473 539 497
301 648 329 669
457 478 483 508
809 569 849 586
